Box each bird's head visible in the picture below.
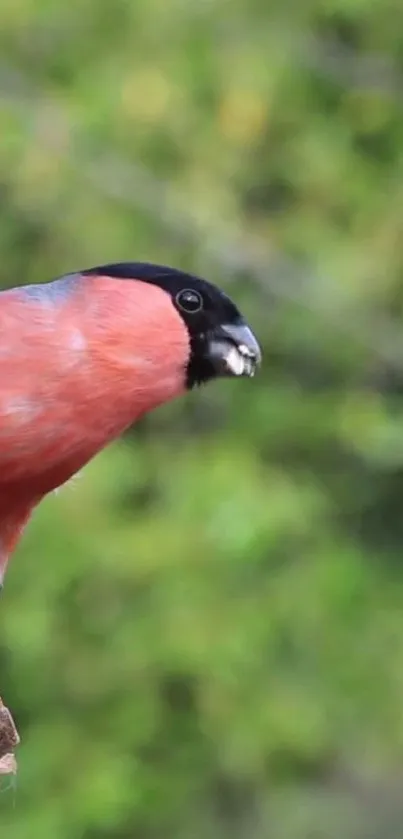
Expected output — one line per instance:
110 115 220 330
81 262 262 390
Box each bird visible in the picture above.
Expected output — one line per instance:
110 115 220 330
0 261 261 587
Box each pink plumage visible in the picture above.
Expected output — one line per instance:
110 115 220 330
0 275 188 579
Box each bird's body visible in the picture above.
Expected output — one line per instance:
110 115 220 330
0 262 261 584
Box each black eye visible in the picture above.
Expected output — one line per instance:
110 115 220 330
175 288 204 314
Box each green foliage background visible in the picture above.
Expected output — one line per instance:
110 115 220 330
2 1 403 836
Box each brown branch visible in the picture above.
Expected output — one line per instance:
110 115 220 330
0 697 19 775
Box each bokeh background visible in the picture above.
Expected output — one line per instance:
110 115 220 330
2 1 403 836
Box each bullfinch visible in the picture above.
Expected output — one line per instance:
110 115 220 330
0 261 261 586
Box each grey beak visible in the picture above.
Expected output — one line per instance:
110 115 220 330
219 322 262 367
208 321 262 377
